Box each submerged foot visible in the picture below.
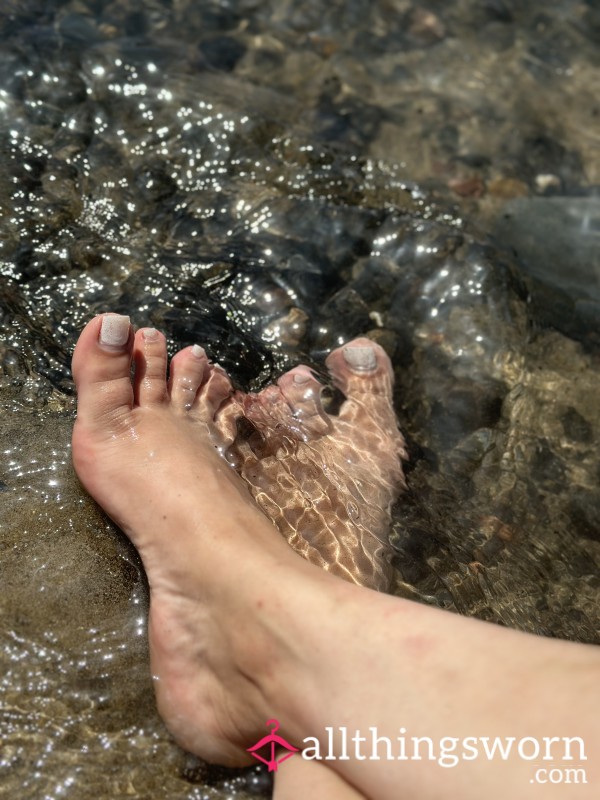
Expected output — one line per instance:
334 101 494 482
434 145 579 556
228 339 407 590
71 314 406 764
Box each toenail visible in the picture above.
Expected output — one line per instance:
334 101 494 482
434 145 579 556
191 344 205 358
293 372 311 384
343 344 377 372
142 327 159 340
100 314 130 348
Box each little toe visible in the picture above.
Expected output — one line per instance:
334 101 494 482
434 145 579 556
199 363 233 414
277 366 332 437
72 313 134 428
185 364 237 454
212 392 244 449
133 328 168 406
168 345 209 411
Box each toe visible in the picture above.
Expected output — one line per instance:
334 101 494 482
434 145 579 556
244 385 293 431
195 363 233 416
326 337 402 432
240 386 296 456
325 337 394 399
72 313 134 428
133 328 168 406
212 392 244 449
168 345 209 411
277 366 332 437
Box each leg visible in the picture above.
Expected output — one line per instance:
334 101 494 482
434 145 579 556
274 756 365 800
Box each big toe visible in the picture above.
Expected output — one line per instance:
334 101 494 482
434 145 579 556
325 338 406 451
325 337 393 399
72 313 134 429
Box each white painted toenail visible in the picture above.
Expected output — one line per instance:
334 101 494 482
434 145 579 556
100 315 130 347
343 345 377 372
191 344 205 358
293 372 311 384
142 327 159 340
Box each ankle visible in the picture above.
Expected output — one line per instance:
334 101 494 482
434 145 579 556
228 558 351 745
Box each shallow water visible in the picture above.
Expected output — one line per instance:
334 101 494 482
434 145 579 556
1 1 599 797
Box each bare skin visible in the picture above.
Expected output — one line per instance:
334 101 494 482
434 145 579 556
227 351 407 591
72 314 600 799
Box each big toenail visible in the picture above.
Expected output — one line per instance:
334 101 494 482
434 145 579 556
100 314 130 347
142 327 159 340
343 344 377 372
191 344 205 358
293 372 311 384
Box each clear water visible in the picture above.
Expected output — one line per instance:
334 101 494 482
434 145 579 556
1 1 599 797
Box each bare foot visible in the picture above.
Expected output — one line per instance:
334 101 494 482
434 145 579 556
71 314 406 769
227 340 407 590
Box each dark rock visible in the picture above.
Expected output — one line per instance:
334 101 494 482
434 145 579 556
560 407 593 443
493 194 600 343
200 36 246 72
568 488 600 542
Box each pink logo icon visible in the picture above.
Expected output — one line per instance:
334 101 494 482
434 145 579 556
247 719 299 772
